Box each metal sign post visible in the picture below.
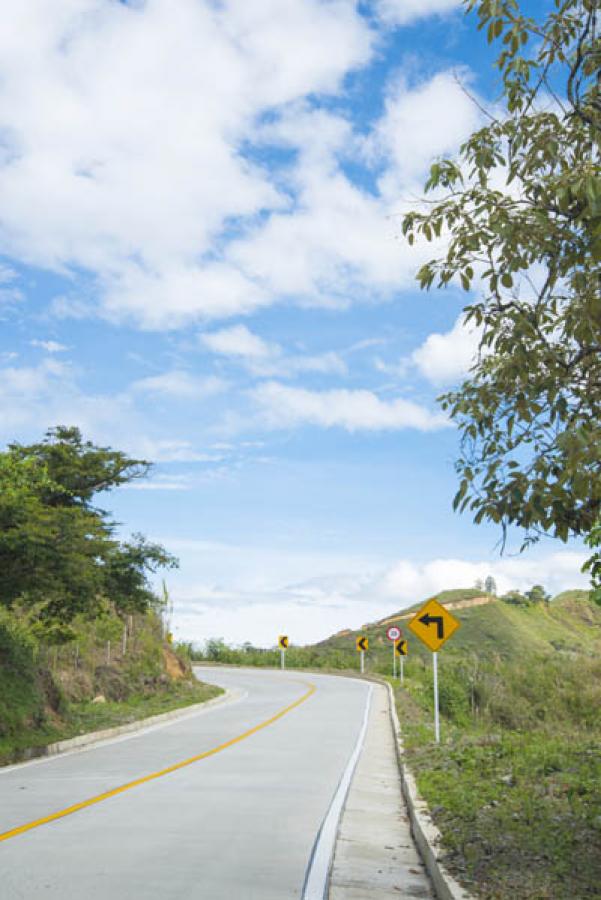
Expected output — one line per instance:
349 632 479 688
386 625 402 679
394 638 407 683
278 635 289 669
356 636 368 673
433 652 440 743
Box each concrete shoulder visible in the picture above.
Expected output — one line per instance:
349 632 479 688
329 683 433 899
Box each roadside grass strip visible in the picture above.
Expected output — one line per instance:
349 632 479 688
0 679 317 844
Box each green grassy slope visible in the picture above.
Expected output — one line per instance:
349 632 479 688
314 588 601 670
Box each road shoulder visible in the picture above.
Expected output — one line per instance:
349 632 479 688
329 682 433 899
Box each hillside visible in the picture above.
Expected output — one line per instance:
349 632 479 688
0 607 220 765
315 588 601 669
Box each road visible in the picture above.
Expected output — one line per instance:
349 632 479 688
0 667 372 899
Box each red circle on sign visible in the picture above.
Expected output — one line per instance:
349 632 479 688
386 626 402 641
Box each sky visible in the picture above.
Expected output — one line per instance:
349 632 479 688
0 0 588 647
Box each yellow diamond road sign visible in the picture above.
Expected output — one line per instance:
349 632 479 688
395 639 408 657
407 598 460 652
356 635 368 652
278 635 289 650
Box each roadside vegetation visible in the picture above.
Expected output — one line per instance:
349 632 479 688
394 647 601 899
0 427 220 765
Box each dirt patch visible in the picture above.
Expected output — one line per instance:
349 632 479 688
162 647 187 680
55 668 94 703
94 665 129 700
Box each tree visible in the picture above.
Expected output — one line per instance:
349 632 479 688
103 535 178 616
0 427 177 627
9 426 150 510
525 584 551 604
485 575 497 595
501 590 528 605
403 0 600 555
583 518 601 605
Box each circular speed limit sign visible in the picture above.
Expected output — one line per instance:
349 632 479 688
386 625 402 642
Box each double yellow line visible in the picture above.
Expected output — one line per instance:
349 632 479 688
0 680 316 844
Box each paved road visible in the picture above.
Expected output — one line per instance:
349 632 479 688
0 668 371 899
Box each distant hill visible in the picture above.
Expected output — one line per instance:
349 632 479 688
314 588 601 667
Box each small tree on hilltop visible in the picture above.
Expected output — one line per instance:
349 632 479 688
485 575 498 595
525 584 551 605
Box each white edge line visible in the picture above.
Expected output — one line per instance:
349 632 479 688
302 683 374 900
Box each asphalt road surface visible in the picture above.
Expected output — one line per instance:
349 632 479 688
0 667 372 899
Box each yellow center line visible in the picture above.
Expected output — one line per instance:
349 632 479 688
0 679 317 844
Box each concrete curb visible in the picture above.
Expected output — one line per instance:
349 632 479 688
5 689 232 768
384 681 476 900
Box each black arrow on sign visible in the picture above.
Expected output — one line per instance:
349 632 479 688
419 613 444 640
358 637 368 651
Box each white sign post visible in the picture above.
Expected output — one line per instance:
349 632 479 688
356 636 368 673
433 652 440 743
278 635 289 669
386 626 402 679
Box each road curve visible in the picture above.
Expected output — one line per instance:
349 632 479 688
0 667 371 899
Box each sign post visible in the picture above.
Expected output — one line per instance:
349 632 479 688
278 635 289 669
395 638 408 683
433 651 440 743
407 598 460 743
386 625 402 678
356 635 368 673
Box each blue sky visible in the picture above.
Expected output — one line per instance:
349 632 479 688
0 0 586 645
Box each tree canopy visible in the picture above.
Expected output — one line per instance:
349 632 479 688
403 0 600 561
0 427 177 632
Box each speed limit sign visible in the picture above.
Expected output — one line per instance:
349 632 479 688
386 625 402 641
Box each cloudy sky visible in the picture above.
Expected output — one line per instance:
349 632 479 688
0 0 586 646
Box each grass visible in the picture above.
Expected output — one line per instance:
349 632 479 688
394 652 601 899
0 679 222 766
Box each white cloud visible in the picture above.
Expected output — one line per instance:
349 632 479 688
201 323 347 377
30 339 68 353
251 381 448 431
411 314 482 385
0 358 214 463
123 474 191 492
368 70 482 190
0 0 372 328
374 0 461 27
0 2 489 330
374 552 590 606
130 370 226 400
201 325 275 360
